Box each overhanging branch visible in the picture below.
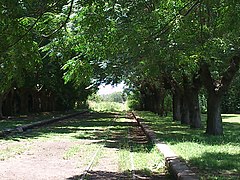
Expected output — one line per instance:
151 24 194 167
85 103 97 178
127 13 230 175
42 0 74 38
151 0 200 40
1 0 63 54
220 54 240 92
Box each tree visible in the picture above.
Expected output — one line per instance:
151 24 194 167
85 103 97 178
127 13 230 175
57 0 240 135
0 0 90 116
2 0 239 136
222 72 240 113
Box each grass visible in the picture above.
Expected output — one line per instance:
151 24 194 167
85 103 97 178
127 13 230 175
136 111 240 179
63 143 104 169
63 144 82 160
0 112 115 158
118 141 165 178
132 144 165 174
88 101 128 112
0 144 26 161
0 111 166 178
117 118 165 178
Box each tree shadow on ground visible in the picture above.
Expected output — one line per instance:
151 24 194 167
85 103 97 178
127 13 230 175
188 152 240 179
0 112 154 153
153 121 240 146
66 169 168 180
137 111 240 179
139 113 240 146
0 111 79 131
0 112 124 140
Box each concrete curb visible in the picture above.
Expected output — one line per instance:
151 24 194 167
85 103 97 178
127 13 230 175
132 112 199 180
0 110 89 137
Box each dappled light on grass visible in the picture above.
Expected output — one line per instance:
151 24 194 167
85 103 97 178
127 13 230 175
0 112 166 179
137 111 240 179
222 114 240 123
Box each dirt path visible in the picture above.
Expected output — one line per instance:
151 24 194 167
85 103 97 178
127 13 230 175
0 112 166 180
0 140 96 180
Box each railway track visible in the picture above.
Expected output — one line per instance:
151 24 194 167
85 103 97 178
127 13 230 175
79 112 165 180
0 111 166 179
79 115 118 180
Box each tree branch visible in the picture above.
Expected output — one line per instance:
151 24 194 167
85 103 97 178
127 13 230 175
200 62 215 93
1 0 62 54
151 0 200 40
220 54 240 92
200 53 240 95
42 0 74 38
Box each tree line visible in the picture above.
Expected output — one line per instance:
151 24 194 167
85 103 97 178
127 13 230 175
1 0 240 135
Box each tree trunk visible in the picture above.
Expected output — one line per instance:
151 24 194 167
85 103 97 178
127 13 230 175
19 89 29 114
181 95 190 124
173 92 181 121
189 91 201 128
2 90 13 115
206 93 223 135
181 77 190 125
140 92 146 110
185 73 202 129
149 94 155 112
153 88 164 116
160 94 165 116
0 95 3 118
200 55 240 135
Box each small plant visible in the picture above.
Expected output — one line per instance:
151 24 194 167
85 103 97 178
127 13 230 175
0 145 26 161
63 145 81 160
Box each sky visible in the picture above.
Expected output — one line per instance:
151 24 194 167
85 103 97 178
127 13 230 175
98 82 125 95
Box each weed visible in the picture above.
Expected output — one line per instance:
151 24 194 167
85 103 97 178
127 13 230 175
0 145 26 161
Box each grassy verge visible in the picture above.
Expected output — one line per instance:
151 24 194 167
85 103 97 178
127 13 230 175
117 118 165 178
132 144 165 175
136 111 240 179
118 140 165 178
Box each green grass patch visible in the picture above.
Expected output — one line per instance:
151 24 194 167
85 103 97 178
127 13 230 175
1 112 117 142
63 143 102 168
136 111 240 179
0 144 26 161
119 148 131 172
88 101 127 112
117 118 165 178
118 140 165 178
118 129 131 173
63 145 82 160
132 144 165 174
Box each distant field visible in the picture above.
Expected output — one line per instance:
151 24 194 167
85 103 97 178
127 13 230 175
88 101 128 112
136 112 240 180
